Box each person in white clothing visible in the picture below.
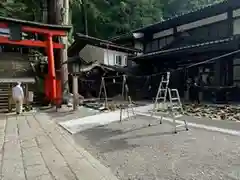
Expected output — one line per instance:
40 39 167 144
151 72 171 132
12 82 24 114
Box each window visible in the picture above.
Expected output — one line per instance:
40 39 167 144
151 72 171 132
151 40 158 51
145 42 152 53
158 38 166 49
115 55 122 66
123 56 127 66
234 66 240 81
115 55 127 66
166 36 174 45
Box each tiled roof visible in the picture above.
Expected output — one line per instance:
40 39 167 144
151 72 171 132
0 78 35 83
134 0 237 33
109 0 231 41
132 36 238 60
68 33 140 56
0 16 72 30
108 32 133 41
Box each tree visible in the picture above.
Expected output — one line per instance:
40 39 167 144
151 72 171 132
54 0 70 92
0 0 42 21
71 0 163 38
0 0 225 40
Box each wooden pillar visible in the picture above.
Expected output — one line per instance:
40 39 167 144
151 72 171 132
25 84 29 106
72 75 78 110
228 58 233 85
46 34 57 102
214 59 221 85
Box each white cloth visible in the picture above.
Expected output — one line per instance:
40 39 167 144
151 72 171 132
15 97 23 114
12 85 24 114
12 85 24 100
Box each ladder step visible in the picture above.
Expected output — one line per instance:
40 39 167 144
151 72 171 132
172 106 181 109
171 98 179 101
157 97 166 100
176 124 185 128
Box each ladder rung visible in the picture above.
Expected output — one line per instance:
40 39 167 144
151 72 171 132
157 97 165 100
172 106 181 109
159 89 167 91
171 98 179 101
161 81 169 83
176 124 185 128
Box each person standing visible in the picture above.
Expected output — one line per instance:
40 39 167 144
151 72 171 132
12 82 24 114
189 78 200 104
193 80 200 104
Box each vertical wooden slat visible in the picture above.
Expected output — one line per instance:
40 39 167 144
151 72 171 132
8 83 12 112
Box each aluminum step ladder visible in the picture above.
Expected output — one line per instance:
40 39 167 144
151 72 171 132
151 72 170 117
120 76 136 122
167 88 188 133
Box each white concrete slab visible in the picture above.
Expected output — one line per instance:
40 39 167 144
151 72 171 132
59 108 137 134
58 104 154 134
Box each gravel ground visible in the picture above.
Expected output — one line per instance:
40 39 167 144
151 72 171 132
74 115 240 180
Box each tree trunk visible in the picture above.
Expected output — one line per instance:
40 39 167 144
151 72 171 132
55 0 69 92
41 0 48 23
82 0 88 35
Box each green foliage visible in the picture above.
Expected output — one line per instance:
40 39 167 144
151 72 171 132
0 0 226 39
0 0 42 21
71 0 225 38
71 0 163 38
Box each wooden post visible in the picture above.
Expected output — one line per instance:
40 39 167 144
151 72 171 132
81 0 88 35
25 84 29 107
56 0 70 92
46 34 57 102
8 83 12 112
73 75 78 110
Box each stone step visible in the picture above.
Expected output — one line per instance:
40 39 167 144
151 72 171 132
0 102 8 105
0 100 8 103
0 105 8 109
0 94 9 96
0 95 8 98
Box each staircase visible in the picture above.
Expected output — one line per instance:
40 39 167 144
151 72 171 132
0 83 10 112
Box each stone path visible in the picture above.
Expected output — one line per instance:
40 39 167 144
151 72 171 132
0 112 118 180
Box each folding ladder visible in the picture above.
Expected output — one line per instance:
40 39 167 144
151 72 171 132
120 76 136 122
98 77 108 107
151 72 170 116
167 88 188 133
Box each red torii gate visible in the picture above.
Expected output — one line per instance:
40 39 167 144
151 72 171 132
0 16 71 104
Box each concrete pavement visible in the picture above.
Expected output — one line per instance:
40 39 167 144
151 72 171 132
0 112 118 180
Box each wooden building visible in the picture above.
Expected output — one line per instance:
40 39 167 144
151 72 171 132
110 0 240 102
68 33 140 67
68 34 140 98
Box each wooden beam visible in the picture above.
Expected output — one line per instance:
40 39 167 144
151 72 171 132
46 35 57 102
0 23 67 36
0 36 64 49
